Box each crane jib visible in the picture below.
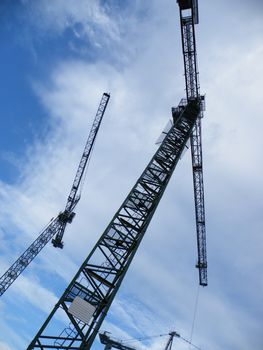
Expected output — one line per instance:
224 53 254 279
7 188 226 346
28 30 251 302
0 93 110 296
178 0 207 286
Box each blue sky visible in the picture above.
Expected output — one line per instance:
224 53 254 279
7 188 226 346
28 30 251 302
0 1 263 349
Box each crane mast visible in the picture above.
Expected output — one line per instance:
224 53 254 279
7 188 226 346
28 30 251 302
177 0 207 286
28 98 202 349
0 93 110 297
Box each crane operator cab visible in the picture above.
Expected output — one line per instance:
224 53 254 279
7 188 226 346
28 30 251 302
177 0 199 24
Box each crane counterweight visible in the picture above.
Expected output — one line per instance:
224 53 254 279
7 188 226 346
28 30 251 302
177 0 199 24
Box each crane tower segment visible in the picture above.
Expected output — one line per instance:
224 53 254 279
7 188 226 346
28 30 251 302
28 98 202 349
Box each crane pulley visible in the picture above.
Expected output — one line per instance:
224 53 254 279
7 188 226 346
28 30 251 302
0 93 110 297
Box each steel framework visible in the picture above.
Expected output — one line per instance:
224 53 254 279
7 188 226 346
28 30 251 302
0 93 110 297
178 0 207 286
27 98 202 349
164 331 180 350
99 332 136 350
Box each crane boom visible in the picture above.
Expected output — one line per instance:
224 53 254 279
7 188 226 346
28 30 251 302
52 92 110 247
27 98 202 350
0 93 110 297
99 332 136 350
177 0 207 286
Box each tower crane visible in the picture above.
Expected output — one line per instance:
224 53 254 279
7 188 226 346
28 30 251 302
99 330 201 350
27 98 204 349
177 0 208 286
163 330 201 350
164 331 180 350
0 93 110 297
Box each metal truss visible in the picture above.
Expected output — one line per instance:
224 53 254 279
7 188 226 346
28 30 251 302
99 332 136 350
178 1 208 286
180 15 199 99
0 93 110 297
28 99 201 350
52 92 110 247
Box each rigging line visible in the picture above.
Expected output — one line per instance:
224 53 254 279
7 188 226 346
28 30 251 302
189 283 200 349
181 335 202 350
120 333 170 344
120 332 202 350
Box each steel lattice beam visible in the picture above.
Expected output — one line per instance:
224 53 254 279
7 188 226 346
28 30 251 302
178 0 208 286
52 92 110 247
99 332 136 350
28 99 201 350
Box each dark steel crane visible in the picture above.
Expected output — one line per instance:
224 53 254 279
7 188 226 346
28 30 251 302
27 98 203 350
99 332 136 350
164 331 180 350
163 330 201 350
177 0 208 286
0 93 110 297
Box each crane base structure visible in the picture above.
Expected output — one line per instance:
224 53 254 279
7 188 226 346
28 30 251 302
27 98 203 350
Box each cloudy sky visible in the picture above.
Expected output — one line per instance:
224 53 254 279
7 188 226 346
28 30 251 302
0 0 262 349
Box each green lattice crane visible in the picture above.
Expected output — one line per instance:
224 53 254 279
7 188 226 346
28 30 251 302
28 98 203 349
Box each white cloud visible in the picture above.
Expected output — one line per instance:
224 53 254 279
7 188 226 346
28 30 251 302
1 0 263 349
20 0 152 66
0 341 13 350
13 275 58 314
24 0 120 40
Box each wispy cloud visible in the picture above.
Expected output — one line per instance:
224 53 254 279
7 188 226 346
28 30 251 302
0 1 263 349
0 341 13 350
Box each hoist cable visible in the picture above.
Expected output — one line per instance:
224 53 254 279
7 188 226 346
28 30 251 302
189 283 200 349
